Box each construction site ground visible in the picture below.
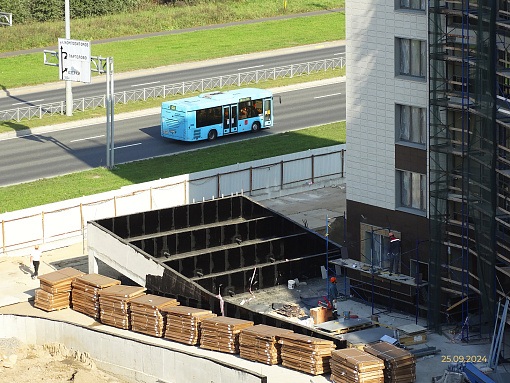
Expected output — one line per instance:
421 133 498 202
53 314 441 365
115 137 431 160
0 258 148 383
1 184 508 382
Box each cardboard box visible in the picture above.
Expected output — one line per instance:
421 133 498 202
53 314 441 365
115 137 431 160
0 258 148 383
310 307 333 324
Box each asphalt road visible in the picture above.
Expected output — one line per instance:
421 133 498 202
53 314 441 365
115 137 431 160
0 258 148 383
0 43 344 110
0 81 345 186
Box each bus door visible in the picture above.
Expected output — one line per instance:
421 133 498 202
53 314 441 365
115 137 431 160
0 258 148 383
223 105 238 135
263 98 273 127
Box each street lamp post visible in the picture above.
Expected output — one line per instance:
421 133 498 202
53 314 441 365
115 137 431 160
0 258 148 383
65 0 73 116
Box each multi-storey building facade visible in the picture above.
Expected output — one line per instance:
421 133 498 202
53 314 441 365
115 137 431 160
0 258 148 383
346 0 510 332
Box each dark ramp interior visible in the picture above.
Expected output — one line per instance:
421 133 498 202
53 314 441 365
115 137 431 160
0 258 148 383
93 195 343 339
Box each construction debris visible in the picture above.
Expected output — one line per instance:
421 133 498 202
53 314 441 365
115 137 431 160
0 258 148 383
239 324 293 365
273 303 305 318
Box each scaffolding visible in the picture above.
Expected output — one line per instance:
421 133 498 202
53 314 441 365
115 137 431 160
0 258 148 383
429 0 510 337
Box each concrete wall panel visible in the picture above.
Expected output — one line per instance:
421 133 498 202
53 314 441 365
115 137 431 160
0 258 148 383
0 315 266 383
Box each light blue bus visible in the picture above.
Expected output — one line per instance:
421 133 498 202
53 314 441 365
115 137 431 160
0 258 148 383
161 88 273 141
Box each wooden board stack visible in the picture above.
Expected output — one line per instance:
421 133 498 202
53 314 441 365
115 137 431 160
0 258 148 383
162 306 216 345
129 294 180 337
98 285 147 329
239 324 293 365
200 316 254 354
364 342 416 383
330 347 385 383
71 274 121 320
278 332 336 375
34 267 85 312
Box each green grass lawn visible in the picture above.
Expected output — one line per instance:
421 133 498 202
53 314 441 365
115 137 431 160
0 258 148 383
0 12 345 90
0 121 346 213
0 0 343 53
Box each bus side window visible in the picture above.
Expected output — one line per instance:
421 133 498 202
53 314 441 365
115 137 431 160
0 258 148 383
252 100 261 116
240 106 248 119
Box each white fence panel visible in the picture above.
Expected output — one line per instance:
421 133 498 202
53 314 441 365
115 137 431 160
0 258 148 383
43 206 82 239
314 151 343 177
82 199 116 223
151 182 187 209
283 157 312 185
3 214 42 247
188 176 218 202
251 163 282 192
114 190 152 217
218 169 251 197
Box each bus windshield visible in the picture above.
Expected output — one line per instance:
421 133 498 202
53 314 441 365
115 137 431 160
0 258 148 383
161 88 273 142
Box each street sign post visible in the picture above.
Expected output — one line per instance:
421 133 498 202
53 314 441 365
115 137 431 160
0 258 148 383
57 38 91 83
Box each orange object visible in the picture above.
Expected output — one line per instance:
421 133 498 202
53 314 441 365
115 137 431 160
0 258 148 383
330 276 337 283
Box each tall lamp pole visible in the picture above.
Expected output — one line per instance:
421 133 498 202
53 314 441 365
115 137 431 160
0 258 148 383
65 0 73 116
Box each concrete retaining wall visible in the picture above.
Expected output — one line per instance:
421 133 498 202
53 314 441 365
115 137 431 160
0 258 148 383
0 314 266 383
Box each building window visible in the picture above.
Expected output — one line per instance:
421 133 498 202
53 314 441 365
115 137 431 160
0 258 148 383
397 38 426 78
398 170 426 211
396 104 426 145
398 0 426 11
360 225 401 273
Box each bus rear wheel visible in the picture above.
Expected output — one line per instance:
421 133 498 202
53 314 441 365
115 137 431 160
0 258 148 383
207 130 217 141
251 122 261 132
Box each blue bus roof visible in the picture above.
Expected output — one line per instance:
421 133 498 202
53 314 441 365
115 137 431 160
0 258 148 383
162 88 272 112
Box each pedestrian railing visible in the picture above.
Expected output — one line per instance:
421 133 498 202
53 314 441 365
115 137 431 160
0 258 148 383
0 56 345 122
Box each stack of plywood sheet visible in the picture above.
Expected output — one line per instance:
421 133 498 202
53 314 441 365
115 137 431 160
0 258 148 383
200 316 254 354
396 324 427 346
239 324 294 365
129 294 180 337
98 285 147 329
330 347 385 383
71 274 120 320
364 342 416 383
34 267 85 312
162 306 216 345
278 332 336 375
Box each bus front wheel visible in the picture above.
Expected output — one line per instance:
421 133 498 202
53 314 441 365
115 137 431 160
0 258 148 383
207 130 217 141
251 122 261 132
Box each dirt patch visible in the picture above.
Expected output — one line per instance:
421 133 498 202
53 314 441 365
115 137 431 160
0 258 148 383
0 338 129 383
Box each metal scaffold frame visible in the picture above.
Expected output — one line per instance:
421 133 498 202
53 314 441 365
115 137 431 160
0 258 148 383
428 0 505 338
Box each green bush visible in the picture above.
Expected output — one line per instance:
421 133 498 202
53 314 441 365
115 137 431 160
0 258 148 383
0 0 32 23
0 0 150 23
30 0 63 22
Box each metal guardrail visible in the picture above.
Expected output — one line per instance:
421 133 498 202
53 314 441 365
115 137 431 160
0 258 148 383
0 56 345 122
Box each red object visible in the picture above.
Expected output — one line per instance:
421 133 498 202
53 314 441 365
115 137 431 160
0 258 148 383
330 276 337 283
318 296 333 310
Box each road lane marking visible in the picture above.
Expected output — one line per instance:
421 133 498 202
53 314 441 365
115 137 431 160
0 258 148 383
131 81 160 87
114 143 142 150
12 99 44 105
238 65 264 71
70 135 104 143
314 92 342 99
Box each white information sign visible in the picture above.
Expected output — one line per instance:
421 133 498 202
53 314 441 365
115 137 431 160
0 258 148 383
58 38 91 83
